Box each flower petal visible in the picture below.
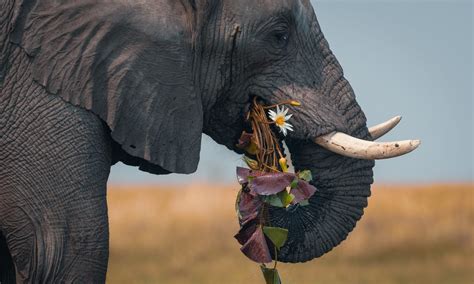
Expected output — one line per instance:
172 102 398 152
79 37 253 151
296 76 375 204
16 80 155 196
268 110 276 120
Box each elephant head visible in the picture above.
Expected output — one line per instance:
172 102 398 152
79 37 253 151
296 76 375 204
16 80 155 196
199 0 419 262
7 0 419 263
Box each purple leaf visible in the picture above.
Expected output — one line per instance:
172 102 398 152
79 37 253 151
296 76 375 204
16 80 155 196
250 172 296 196
236 167 267 185
238 190 263 223
235 218 258 245
236 131 253 149
241 227 273 263
291 180 317 203
236 167 251 185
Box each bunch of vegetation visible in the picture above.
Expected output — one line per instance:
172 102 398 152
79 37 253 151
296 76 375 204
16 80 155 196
234 98 316 284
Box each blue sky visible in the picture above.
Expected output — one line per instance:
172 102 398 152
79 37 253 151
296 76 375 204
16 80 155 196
109 0 473 184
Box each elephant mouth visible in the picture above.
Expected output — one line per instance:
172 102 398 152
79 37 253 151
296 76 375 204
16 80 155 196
244 95 420 161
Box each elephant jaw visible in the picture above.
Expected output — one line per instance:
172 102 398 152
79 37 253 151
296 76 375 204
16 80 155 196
314 116 421 160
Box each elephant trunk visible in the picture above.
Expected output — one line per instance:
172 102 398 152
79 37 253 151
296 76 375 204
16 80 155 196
265 31 419 260
268 102 375 262
265 39 377 260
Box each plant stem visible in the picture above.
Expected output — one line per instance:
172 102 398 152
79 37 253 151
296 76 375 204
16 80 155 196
274 246 278 269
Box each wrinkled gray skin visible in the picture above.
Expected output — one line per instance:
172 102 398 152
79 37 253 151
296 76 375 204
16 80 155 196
0 0 374 282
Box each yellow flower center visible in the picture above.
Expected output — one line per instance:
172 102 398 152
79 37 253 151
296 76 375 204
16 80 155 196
275 115 285 126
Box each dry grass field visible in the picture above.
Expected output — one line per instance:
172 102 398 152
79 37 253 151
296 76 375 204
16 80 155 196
106 183 473 284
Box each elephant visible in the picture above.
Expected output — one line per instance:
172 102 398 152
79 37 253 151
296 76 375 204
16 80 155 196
0 0 419 282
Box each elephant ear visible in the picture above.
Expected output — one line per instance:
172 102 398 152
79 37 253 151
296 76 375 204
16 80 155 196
0 0 24 85
11 1 202 174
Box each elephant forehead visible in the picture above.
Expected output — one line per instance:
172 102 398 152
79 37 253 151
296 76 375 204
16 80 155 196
224 0 304 17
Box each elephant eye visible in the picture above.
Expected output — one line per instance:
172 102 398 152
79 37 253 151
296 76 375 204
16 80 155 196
258 15 293 53
271 30 290 49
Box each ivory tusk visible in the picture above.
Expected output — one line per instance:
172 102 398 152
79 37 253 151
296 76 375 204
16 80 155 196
369 116 402 140
314 132 421 160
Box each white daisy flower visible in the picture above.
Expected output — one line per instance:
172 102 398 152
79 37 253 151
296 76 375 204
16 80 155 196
268 105 294 136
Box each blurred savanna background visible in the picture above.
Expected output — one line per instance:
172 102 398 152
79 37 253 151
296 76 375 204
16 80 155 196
106 184 473 284
107 0 473 283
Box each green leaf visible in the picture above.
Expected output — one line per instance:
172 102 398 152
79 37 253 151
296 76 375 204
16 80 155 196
243 156 259 170
235 189 243 219
298 170 313 182
290 178 298 189
277 190 294 207
260 265 282 284
263 226 288 250
262 191 295 208
245 141 260 155
262 195 284 207
299 199 310 206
